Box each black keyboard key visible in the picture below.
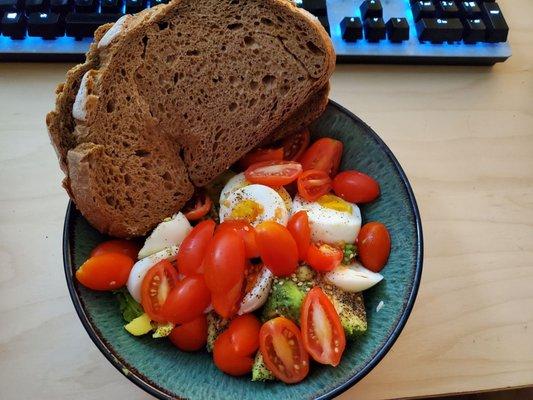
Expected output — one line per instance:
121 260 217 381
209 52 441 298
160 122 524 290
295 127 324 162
463 18 485 43
340 16 362 42
481 2 508 43
65 12 122 38
24 0 48 12
386 17 409 42
411 1 436 22
74 0 96 13
360 0 382 20
50 0 71 13
317 15 329 35
0 0 21 12
301 0 326 16
436 1 459 17
364 17 386 42
458 1 481 18
28 11 63 37
101 0 121 13
416 17 463 43
1 10 26 38
149 0 167 6
125 0 145 13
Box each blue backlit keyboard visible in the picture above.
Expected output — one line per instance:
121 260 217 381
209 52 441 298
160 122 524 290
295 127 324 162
0 0 511 64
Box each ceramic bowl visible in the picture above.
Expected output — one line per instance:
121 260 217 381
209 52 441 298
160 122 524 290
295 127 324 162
63 100 423 400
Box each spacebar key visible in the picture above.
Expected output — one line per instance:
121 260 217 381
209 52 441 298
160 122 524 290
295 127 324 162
66 13 123 38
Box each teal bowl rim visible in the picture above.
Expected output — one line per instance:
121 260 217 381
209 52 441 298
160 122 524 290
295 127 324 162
63 100 424 400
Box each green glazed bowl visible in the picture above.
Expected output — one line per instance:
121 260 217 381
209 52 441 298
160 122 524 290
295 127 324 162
63 101 423 400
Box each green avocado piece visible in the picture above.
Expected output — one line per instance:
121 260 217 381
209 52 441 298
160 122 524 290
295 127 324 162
252 352 276 382
206 311 229 352
261 279 307 323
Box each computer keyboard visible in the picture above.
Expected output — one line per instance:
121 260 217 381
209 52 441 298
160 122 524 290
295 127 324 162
0 0 511 64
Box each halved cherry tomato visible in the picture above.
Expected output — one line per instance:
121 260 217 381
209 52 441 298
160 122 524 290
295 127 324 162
306 243 343 272
297 169 332 201
238 147 284 170
282 129 310 161
217 220 259 259
141 260 180 322
245 161 302 187
255 221 298 277
332 170 380 204
211 278 243 319
357 222 391 272
162 275 211 324
169 314 208 352
287 211 311 261
213 330 254 376
177 219 216 276
203 229 246 294
183 191 213 221
76 253 134 291
299 138 343 176
228 314 261 357
259 317 309 383
90 240 140 260
301 287 346 366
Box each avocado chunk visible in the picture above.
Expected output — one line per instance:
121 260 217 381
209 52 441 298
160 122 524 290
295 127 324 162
124 313 152 336
319 282 367 339
206 311 229 352
262 279 307 323
152 322 175 338
252 352 276 382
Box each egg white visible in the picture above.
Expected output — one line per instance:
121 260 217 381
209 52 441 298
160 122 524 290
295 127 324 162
219 172 292 212
138 212 191 259
291 195 361 245
325 262 383 292
220 184 289 226
238 267 274 315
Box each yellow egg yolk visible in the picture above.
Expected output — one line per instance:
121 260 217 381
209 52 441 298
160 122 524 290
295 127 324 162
317 194 352 213
230 199 264 223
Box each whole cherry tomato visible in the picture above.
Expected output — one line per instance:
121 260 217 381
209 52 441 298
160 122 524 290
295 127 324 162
299 138 343 176
177 219 216 276
76 253 134 291
287 211 311 260
255 221 298 277
162 275 211 324
306 243 343 272
169 315 208 352
238 147 284 170
91 240 140 260
213 330 254 376
217 220 259 259
332 170 380 203
357 222 391 272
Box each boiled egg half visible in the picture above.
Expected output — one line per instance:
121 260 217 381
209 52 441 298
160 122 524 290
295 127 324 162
291 194 361 245
325 261 383 292
219 184 289 226
138 212 191 259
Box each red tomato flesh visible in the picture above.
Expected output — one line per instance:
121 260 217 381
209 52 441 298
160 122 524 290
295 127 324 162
238 147 284 170
332 170 380 204
183 191 213 221
297 169 332 202
169 314 208 352
76 253 134 291
357 222 391 272
301 287 346 366
177 219 216 276
255 221 298 277
141 260 180 322
245 161 302 187
259 317 309 384
282 129 310 161
306 243 343 272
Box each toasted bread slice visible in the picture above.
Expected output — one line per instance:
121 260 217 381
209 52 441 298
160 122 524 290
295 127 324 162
47 0 335 237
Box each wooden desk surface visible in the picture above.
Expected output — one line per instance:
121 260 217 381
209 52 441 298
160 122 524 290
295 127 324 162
1 1 532 398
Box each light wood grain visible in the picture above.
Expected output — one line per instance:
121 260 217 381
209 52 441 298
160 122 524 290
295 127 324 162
0 0 532 398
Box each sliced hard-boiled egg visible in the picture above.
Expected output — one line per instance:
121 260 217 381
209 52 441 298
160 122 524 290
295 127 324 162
127 246 179 302
291 194 362 245
219 184 289 226
325 262 383 292
238 266 274 315
219 172 292 212
138 212 191 259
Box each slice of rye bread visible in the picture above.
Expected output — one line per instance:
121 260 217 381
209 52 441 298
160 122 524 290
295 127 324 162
47 0 335 237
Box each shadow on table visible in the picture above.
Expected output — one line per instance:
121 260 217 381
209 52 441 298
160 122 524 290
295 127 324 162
425 386 533 400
